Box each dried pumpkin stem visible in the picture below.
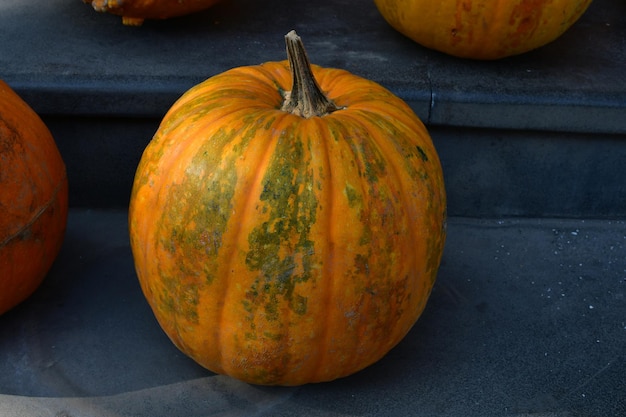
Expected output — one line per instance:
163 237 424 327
281 30 342 118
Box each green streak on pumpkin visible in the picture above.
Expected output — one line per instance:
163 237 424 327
336 116 387 185
155 119 276 324
244 126 317 321
343 184 359 208
263 331 284 341
291 293 308 315
167 126 243 283
415 145 429 162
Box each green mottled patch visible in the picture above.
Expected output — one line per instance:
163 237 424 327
343 183 374 246
263 331 284 342
291 293 308 315
361 142 386 184
244 125 317 321
155 115 271 324
159 272 199 324
344 184 360 208
351 110 433 185
358 228 372 246
164 126 243 284
354 253 370 276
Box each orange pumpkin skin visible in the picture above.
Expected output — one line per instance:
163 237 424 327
84 0 223 26
374 0 593 59
129 59 446 385
0 81 68 315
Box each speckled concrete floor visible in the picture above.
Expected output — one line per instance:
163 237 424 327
1 210 624 417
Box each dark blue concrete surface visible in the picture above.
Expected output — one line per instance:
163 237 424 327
0 210 624 416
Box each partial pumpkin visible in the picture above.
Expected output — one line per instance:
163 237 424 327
129 31 447 385
374 0 594 59
83 0 223 26
0 81 68 315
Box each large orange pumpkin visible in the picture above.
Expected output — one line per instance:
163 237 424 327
374 0 594 59
0 80 68 315
129 31 446 385
83 0 224 26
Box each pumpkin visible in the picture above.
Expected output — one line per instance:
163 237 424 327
83 0 224 26
128 31 446 385
0 80 68 315
374 0 594 59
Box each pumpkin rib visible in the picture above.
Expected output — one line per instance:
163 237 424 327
163 70 284 132
341 105 442 183
342 118 392 373
343 114 417 352
255 61 293 93
335 109 443 348
278 117 328 384
134 111 254 359
216 111 294 380
335 88 426 132
163 99 268 141
286 121 316 384
318 115 393 374
305 117 346 380
361 114 415 304
305 117 336 383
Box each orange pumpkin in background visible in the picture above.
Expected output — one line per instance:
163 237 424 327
83 0 224 26
129 31 446 385
374 0 594 59
0 81 68 315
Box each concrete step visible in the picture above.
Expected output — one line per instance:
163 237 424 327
2 0 625 217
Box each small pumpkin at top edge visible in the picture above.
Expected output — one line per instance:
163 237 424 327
374 0 594 59
83 0 224 26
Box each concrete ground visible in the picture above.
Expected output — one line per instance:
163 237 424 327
0 210 624 417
